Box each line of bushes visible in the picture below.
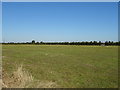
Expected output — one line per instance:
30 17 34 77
2 40 120 46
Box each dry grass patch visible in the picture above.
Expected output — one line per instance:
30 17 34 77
2 65 58 88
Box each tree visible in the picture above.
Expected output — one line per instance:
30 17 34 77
40 41 43 44
98 41 102 45
32 40 35 44
105 41 108 45
93 41 97 45
36 42 39 44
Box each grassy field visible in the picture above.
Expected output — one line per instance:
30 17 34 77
2 45 118 88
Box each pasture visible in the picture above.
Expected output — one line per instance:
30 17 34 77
2 45 118 88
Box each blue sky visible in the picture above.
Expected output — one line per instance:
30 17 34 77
2 2 118 42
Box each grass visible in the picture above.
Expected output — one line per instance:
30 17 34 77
2 64 57 88
2 45 118 88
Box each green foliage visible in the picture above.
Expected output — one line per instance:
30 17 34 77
2 41 120 45
32 40 35 44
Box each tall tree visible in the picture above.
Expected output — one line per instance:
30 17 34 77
32 40 35 44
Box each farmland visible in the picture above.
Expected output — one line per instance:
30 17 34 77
2 45 118 88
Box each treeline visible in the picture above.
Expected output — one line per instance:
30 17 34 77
2 40 120 46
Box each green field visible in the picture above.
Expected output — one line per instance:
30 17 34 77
2 45 118 88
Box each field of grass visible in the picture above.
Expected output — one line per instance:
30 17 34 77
2 45 118 88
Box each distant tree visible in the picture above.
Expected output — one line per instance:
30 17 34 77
108 41 111 45
40 41 43 44
105 41 109 45
3 40 120 46
32 40 35 44
111 41 114 45
119 41 120 45
36 42 39 44
93 41 97 45
98 41 102 45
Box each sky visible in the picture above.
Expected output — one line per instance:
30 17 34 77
2 2 118 42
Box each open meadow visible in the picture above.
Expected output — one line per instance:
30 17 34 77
2 45 118 88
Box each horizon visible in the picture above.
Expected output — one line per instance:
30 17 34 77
2 2 118 42
2 40 119 43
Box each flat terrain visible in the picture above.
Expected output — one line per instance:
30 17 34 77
2 45 118 88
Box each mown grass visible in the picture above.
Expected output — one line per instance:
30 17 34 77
2 45 118 88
